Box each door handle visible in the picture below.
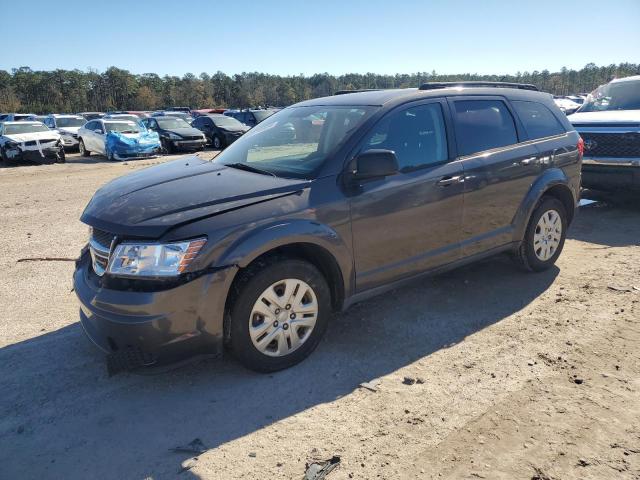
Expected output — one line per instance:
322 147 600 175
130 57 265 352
436 175 464 186
519 157 538 166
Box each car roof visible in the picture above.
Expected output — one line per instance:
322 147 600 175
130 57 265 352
294 86 552 108
3 121 45 125
51 114 84 118
611 75 640 84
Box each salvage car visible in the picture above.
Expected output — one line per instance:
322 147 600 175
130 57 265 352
192 114 250 149
2 113 37 122
74 82 582 374
553 96 581 115
0 121 65 165
142 116 207 153
78 112 105 121
225 108 277 127
568 75 640 191
43 114 86 151
77 118 161 161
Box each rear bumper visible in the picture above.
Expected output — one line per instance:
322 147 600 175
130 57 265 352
582 158 640 191
73 252 237 371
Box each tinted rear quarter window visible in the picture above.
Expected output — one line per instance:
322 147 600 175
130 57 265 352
512 100 566 139
453 100 518 156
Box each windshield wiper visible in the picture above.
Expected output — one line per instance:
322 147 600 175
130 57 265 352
224 162 277 177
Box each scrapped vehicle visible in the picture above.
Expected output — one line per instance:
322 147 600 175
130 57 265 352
43 114 86 151
142 116 207 153
225 108 277 127
192 108 227 117
74 82 582 374
78 112 105 121
77 118 160 161
166 106 191 113
2 113 37 122
554 96 581 115
152 111 193 124
103 113 143 123
0 121 65 165
192 114 250 149
568 75 640 191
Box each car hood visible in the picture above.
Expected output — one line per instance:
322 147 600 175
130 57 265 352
81 156 309 238
218 125 250 133
3 131 61 142
568 110 640 125
164 127 204 137
58 127 81 135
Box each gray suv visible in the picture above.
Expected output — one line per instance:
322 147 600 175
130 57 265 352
74 82 582 374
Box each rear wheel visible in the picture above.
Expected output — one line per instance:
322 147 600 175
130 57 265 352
79 139 90 157
228 258 331 372
515 196 567 272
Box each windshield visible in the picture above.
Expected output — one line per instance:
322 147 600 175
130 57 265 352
4 123 50 134
212 116 244 128
579 79 640 112
156 118 190 129
56 117 85 128
253 110 276 123
214 105 377 179
104 121 141 134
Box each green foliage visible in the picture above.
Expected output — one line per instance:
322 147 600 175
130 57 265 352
0 63 638 114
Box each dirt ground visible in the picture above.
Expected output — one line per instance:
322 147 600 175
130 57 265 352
0 152 638 480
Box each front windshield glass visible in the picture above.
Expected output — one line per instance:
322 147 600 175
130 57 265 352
253 110 276 123
579 79 640 112
56 117 85 128
214 105 377 179
104 121 141 134
4 123 50 134
212 116 244 128
156 118 190 129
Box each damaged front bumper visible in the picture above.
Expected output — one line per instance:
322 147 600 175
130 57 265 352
5 140 65 164
73 251 237 374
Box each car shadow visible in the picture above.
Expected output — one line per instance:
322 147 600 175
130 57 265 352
0 255 558 479
569 190 640 247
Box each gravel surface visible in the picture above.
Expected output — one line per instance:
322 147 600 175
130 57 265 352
0 153 638 479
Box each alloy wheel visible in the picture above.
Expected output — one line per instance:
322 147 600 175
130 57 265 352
249 278 318 357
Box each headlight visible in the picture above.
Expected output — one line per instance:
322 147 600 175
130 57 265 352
166 132 182 140
107 238 207 277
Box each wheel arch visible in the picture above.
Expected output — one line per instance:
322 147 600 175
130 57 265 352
512 168 577 243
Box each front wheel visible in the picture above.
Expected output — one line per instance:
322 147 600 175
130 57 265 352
212 135 223 150
79 139 90 157
57 149 66 163
228 258 331 372
514 196 567 272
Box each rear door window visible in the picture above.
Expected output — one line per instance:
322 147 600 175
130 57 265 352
363 103 449 171
453 100 518 156
512 101 566 139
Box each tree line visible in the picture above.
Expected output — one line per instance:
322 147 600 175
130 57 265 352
0 63 638 114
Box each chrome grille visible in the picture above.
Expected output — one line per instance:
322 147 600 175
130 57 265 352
579 131 640 158
89 228 114 276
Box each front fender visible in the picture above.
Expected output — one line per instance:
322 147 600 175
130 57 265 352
512 168 573 242
216 219 354 295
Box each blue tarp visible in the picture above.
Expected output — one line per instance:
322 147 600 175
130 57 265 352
105 130 161 159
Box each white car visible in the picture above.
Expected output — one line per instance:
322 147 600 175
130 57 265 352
553 97 581 115
0 121 65 165
43 114 87 151
77 118 161 161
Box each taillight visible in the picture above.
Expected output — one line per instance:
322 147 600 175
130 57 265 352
577 137 584 156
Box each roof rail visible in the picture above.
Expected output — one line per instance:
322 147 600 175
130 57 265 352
334 89 382 95
419 81 539 92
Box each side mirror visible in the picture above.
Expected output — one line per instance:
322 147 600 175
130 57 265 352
94 129 102 134
353 149 399 179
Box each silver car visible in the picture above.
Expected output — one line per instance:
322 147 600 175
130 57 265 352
43 114 86 150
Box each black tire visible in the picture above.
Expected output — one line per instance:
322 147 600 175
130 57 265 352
514 196 567 272
212 135 223 150
1 147 16 166
162 139 175 154
228 257 331 372
57 149 66 163
79 139 90 157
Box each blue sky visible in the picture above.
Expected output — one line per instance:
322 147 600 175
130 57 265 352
3 0 639 76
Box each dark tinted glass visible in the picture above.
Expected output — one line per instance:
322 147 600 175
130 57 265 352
453 100 518 156
363 103 448 171
512 101 565 139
